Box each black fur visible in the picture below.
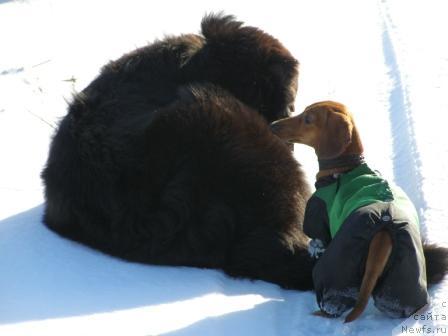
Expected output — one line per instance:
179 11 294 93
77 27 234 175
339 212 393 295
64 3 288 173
423 244 448 284
41 14 314 290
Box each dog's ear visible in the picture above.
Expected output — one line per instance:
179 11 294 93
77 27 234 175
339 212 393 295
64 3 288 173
317 112 353 159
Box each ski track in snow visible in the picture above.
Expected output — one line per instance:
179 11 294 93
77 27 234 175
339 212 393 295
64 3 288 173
379 1 428 237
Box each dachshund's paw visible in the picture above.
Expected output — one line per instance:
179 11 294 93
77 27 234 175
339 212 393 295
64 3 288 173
312 310 337 318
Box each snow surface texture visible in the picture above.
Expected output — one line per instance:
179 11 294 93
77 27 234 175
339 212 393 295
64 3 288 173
1 0 447 335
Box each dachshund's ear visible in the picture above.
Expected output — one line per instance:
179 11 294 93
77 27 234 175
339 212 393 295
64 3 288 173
317 112 353 159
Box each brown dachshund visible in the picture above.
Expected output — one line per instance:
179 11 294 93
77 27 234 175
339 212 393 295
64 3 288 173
271 101 427 322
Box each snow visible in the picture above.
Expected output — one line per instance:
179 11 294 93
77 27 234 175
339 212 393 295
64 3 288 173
1 0 448 335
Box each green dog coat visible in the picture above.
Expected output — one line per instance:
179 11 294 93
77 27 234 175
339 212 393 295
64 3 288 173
304 163 428 318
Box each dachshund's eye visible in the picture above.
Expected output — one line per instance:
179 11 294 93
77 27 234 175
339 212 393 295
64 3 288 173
304 114 312 125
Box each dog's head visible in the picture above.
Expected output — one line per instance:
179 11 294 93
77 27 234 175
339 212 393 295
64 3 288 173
271 101 355 159
195 14 299 123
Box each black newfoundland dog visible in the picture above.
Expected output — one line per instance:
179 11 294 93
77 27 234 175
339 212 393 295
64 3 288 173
42 14 314 289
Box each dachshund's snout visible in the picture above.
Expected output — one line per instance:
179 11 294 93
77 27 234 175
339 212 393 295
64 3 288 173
271 121 294 150
270 118 297 141
270 121 282 134
269 116 307 146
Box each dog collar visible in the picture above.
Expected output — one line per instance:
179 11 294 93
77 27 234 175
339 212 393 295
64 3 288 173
318 154 365 171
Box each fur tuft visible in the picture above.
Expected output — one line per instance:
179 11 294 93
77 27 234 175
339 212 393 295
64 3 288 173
201 13 243 40
424 243 448 284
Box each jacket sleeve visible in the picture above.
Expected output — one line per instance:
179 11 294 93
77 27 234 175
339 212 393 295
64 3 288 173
303 195 332 247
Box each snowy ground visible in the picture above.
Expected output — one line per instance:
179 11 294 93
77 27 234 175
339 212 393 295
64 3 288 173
1 0 448 335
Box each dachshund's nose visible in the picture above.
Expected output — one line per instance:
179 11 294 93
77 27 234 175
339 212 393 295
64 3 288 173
270 121 293 151
270 121 281 134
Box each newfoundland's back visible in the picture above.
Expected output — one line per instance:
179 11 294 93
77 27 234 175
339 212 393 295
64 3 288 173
42 83 308 264
41 31 206 244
